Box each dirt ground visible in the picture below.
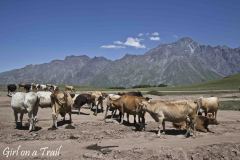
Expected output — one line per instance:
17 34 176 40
0 93 240 160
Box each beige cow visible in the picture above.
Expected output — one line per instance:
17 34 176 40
196 97 219 119
139 100 199 137
51 90 73 128
91 91 103 116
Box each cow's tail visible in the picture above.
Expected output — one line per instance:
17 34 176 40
51 93 57 114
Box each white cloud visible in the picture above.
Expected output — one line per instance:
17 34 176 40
113 41 124 45
124 37 146 48
101 36 146 49
138 33 144 37
100 45 125 49
152 32 159 36
149 36 160 41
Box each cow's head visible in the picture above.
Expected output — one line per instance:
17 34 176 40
138 100 149 110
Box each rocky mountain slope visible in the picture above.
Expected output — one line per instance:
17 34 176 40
0 37 239 87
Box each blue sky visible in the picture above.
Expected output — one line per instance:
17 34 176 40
0 0 240 72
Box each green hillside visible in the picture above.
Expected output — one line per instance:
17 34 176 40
130 73 240 92
175 73 240 90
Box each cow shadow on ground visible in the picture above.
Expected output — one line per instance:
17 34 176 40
71 110 90 115
122 121 137 127
104 115 119 120
16 123 42 131
86 143 118 154
90 108 104 113
48 119 75 130
57 120 72 127
148 129 187 135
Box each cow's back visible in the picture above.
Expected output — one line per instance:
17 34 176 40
202 97 219 106
37 91 52 108
121 95 141 114
11 92 26 111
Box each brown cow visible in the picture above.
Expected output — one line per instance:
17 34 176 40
106 95 146 130
51 90 73 128
173 114 219 132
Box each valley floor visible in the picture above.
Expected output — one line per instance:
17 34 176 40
0 93 240 160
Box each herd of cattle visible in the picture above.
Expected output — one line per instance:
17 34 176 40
7 83 219 137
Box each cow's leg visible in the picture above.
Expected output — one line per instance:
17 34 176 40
157 119 163 137
100 101 103 112
111 109 117 119
52 113 58 128
104 105 109 120
162 120 166 134
20 112 24 127
119 112 122 122
192 118 197 137
127 113 130 123
89 103 93 109
185 117 195 137
94 102 98 116
14 110 18 128
204 109 208 117
69 113 72 123
52 105 58 128
142 113 146 131
133 115 136 124
120 106 124 124
138 114 141 123
157 113 164 137
78 107 81 115
28 111 34 132
214 110 218 119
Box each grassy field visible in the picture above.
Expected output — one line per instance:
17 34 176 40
70 74 240 93
131 73 240 92
219 100 240 111
1 73 240 94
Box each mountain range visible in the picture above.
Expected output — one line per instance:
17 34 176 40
0 37 239 87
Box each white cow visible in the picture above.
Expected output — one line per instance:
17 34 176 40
37 91 52 108
11 92 39 131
